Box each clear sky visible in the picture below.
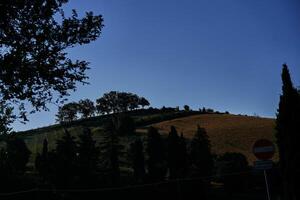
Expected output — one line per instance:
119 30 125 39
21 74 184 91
14 0 300 131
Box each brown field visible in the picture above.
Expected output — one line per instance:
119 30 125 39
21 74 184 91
139 114 277 164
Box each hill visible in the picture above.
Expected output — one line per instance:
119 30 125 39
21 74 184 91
2 111 277 167
5 109 199 167
138 114 277 164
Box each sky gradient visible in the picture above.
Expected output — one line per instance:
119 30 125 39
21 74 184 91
14 0 300 131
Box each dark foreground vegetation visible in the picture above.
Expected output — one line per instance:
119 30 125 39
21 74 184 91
0 0 299 199
0 115 282 200
1 64 298 200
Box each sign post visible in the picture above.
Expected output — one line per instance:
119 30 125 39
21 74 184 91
264 170 271 200
253 139 275 200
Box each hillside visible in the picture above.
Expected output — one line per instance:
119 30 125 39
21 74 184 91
3 111 278 167
6 110 199 166
138 114 277 164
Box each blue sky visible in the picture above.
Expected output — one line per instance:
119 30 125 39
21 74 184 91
14 0 300 131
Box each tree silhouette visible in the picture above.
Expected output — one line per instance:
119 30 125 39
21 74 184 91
178 133 188 178
56 102 79 123
35 139 50 182
78 99 96 119
275 64 300 200
206 108 214 113
146 127 167 182
139 97 150 109
5 137 31 175
52 129 78 188
184 105 190 111
99 118 124 186
216 152 249 197
167 126 181 179
130 138 146 183
77 127 100 187
128 94 140 111
0 0 103 122
0 101 16 135
190 125 213 178
96 91 150 114
0 137 31 192
96 91 120 114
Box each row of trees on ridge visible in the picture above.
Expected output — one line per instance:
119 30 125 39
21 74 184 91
56 91 150 123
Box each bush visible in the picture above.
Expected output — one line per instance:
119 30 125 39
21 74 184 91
215 152 250 196
183 105 190 112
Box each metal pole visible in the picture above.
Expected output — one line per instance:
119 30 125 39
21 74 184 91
264 170 271 200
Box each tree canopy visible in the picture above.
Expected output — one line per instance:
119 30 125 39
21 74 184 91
0 101 15 134
78 99 96 118
56 102 79 122
96 91 150 114
139 97 150 108
0 0 104 122
184 105 190 111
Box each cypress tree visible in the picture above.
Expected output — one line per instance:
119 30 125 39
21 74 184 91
130 138 146 183
53 129 78 188
190 125 213 178
35 139 50 182
147 126 167 182
178 133 188 178
77 128 100 187
99 118 123 186
167 126 181 179
275 64 300 200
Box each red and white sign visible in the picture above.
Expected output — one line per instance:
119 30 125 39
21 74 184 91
253 139 275 160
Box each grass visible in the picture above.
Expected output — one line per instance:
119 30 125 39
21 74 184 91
138 114 277 164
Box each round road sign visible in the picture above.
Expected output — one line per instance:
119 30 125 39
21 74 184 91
253 139 275 160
